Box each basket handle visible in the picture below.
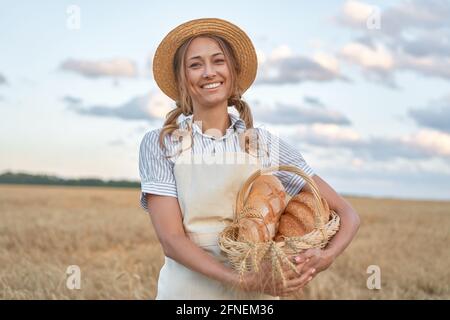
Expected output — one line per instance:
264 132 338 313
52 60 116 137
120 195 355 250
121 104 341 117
234 164 326 229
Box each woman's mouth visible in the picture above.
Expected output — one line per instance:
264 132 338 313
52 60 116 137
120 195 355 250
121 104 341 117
201 82 223 91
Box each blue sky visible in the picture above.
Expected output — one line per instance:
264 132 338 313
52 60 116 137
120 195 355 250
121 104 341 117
1 0 450 200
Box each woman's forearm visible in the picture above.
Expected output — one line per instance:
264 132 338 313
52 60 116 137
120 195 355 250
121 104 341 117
162 234 240 288
324 202 360 260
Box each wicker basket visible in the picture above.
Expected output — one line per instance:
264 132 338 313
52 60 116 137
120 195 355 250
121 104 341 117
218 164 340 285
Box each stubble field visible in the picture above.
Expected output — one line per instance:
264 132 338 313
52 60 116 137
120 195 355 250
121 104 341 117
0 184 449 299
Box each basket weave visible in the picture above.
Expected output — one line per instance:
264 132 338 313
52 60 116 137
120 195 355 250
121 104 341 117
218 164 340 286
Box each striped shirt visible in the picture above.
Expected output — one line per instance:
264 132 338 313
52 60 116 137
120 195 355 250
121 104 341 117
139 111 315 212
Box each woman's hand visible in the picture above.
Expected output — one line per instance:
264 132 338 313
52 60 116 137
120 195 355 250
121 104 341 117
292 248 335 284
269 249 335 295
238 257 316 297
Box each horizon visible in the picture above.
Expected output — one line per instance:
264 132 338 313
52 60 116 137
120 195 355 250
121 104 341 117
2 169 449 203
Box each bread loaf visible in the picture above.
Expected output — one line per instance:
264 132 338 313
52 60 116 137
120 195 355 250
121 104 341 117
274 191 330 241
237 175 287 243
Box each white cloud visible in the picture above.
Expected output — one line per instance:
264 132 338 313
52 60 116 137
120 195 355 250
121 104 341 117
145 51 155 78
312 52 340 73
147 91 174 119
341 0 375 25
402 129 450 157
65 90 173 122
307 39 325 50
340 42 395 70
338 0 450 34
336 0 450 84
255 49 267 66
397 53 450 79
303 123 362 142
60 58 138 78
253 102 351 126
351 157 365 168
287 123 450 161
256 45 345 85
269 45 293 60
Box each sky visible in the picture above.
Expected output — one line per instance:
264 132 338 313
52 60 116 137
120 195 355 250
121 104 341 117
1 0 450 201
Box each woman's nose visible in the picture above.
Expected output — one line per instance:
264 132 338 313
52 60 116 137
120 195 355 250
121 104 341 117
202 62 216 78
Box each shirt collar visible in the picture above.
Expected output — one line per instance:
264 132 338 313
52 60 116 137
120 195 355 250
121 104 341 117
178 112 247 139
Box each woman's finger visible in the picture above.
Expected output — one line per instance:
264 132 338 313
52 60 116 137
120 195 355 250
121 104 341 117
282 285 304 297
282 277 311 296
303 257 320 271
297 249 321 265
283 276 313 296
295 272 315 290
288 254 306 264
283 267 315 290
282 261 308 280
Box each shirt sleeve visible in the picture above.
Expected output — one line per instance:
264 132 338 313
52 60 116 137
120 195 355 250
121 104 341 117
257 128 315 196
139 129 178 213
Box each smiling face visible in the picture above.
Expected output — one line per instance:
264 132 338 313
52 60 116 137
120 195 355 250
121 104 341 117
184 36 232 110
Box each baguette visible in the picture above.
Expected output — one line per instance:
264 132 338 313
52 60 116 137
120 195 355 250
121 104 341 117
274 191 330 241
236 175 287 243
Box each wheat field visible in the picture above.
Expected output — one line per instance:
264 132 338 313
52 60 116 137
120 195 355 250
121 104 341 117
0 184 449 300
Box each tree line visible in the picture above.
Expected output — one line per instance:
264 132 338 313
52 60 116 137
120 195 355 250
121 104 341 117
0 171 139 188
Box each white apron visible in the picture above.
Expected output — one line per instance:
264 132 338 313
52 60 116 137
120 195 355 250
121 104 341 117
155 146 281 300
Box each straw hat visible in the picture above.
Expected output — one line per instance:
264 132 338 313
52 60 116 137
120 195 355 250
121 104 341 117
152 18 258 101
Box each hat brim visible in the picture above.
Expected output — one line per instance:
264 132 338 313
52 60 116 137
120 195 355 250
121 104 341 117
152 18 258 101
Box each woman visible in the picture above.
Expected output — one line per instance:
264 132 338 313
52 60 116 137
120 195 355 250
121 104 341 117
139 18 360 300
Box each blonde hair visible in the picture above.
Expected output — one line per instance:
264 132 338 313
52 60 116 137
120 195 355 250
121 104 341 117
158 34 265 158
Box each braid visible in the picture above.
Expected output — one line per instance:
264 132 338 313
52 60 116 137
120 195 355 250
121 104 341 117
158 106 194 159
228 96 269 158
